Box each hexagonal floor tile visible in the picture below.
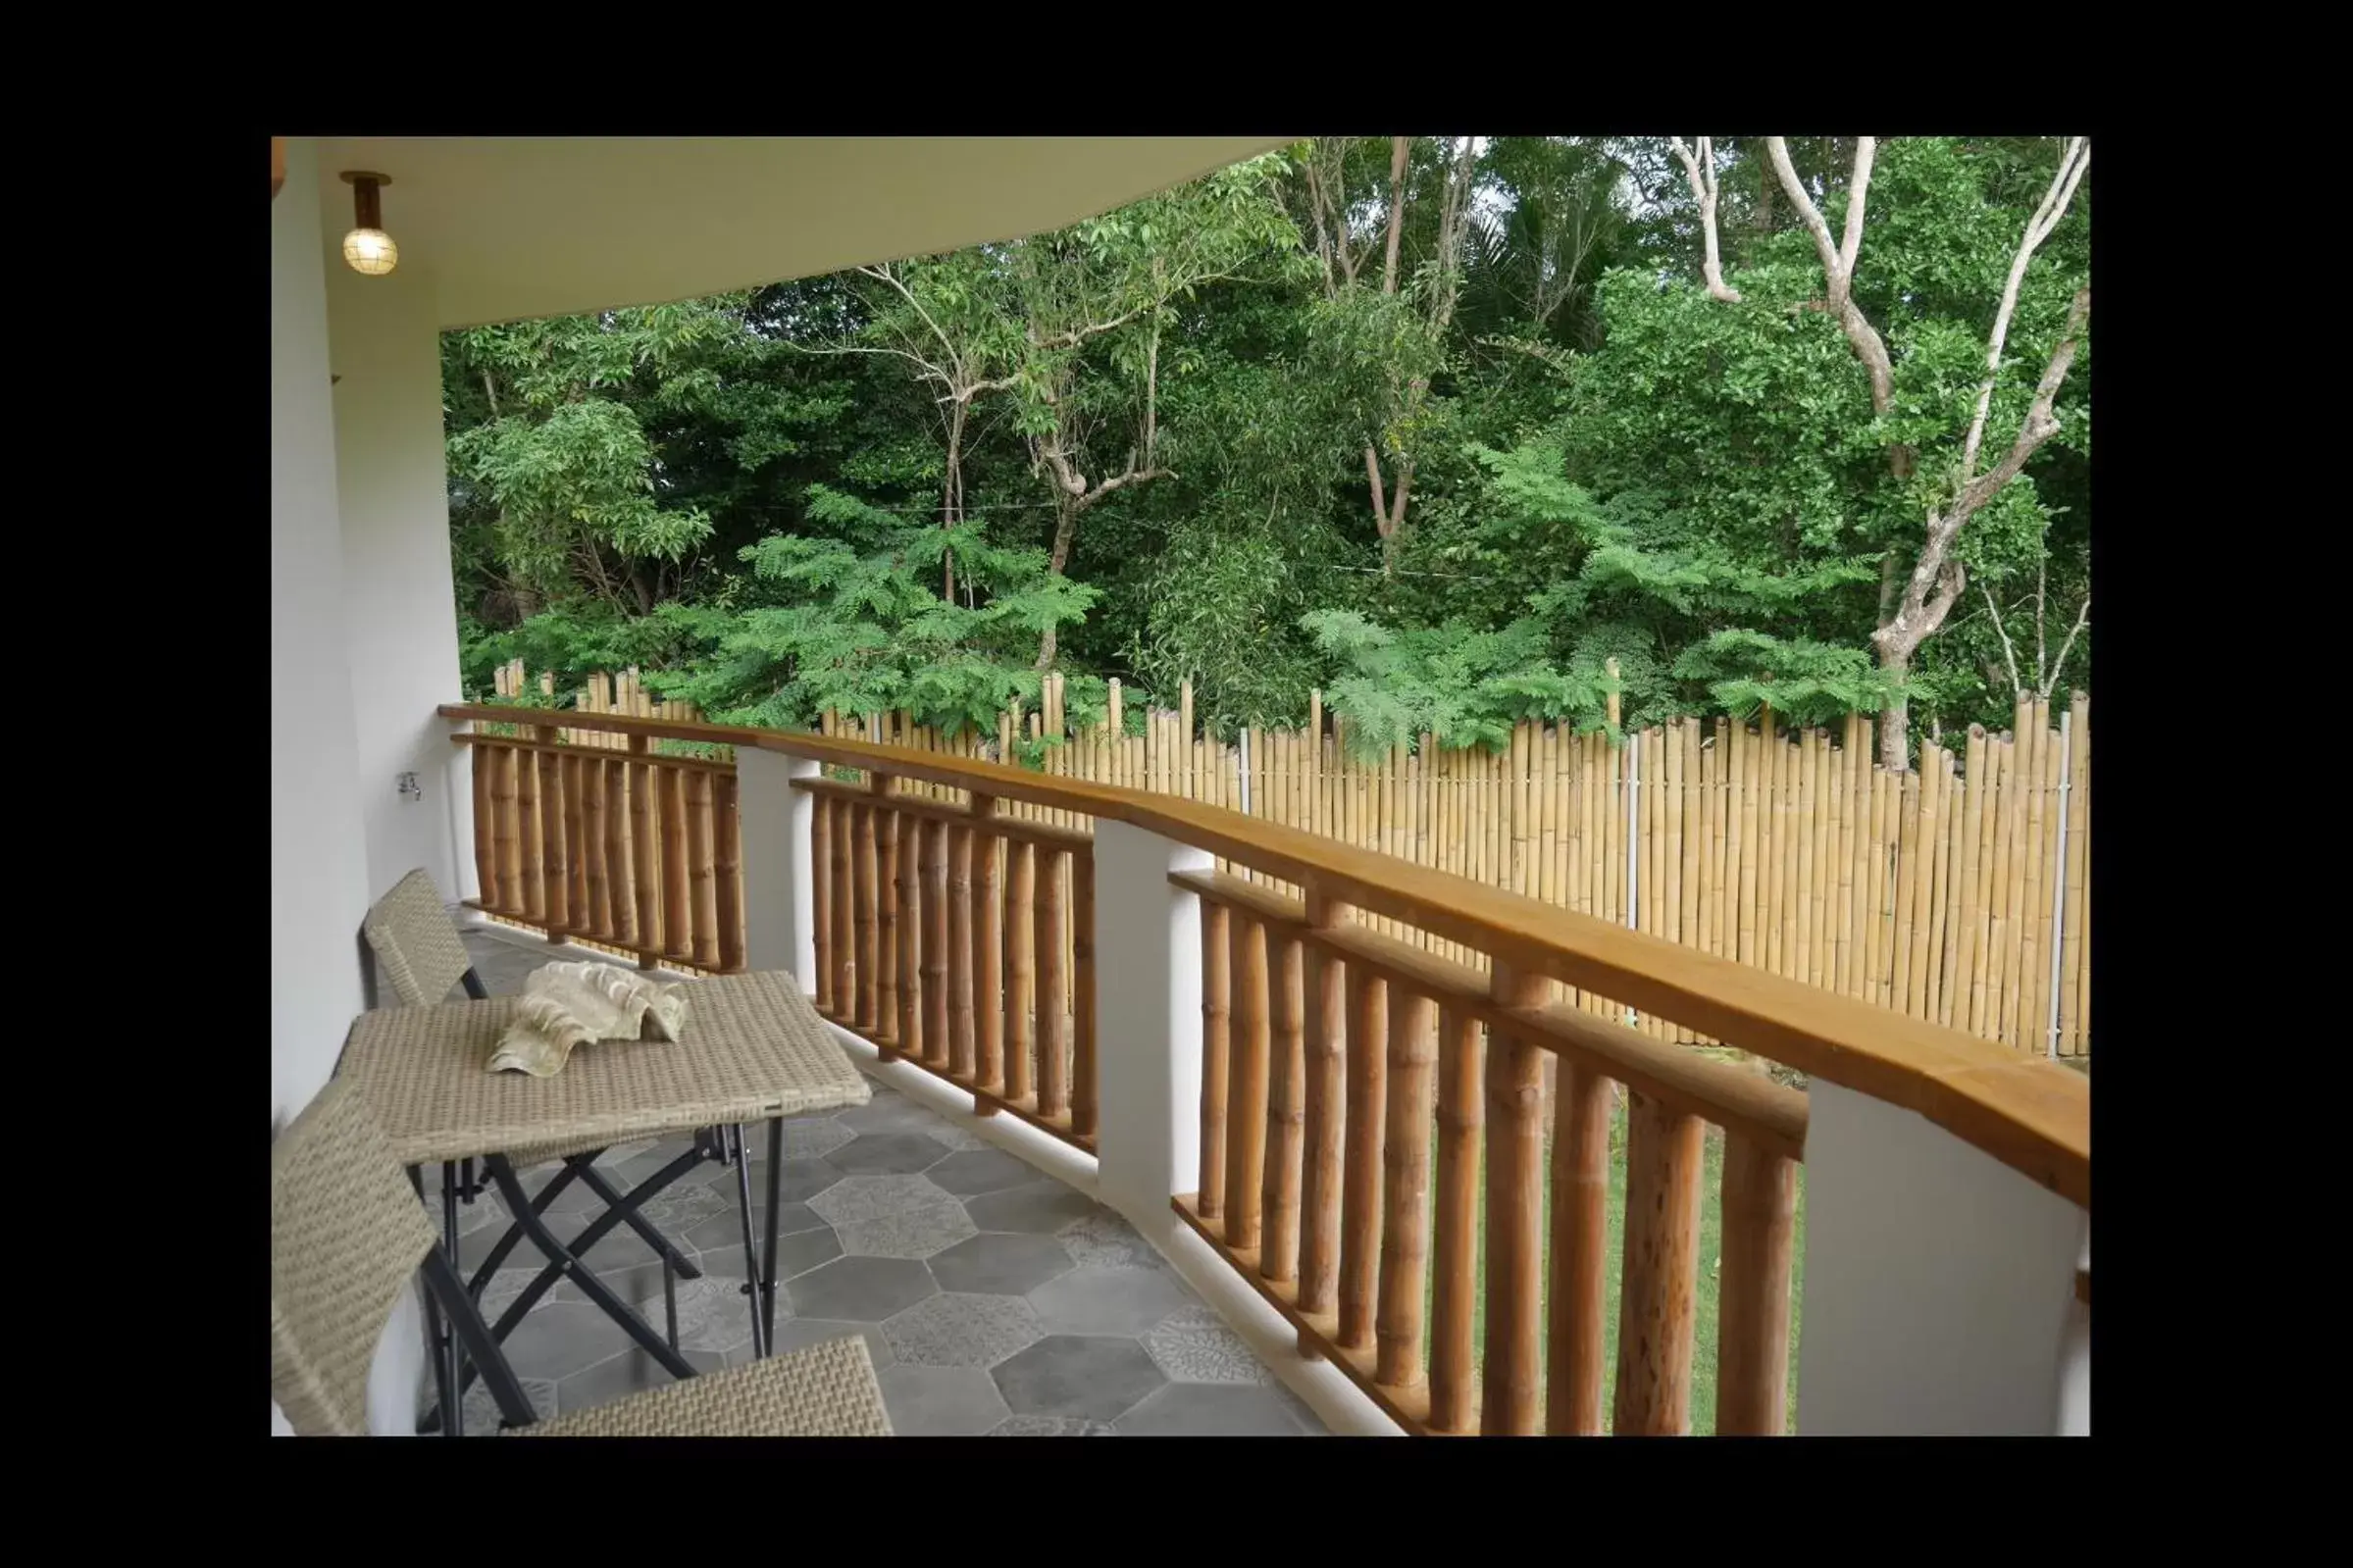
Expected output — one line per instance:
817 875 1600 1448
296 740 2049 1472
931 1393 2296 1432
882 1291 1044 1368
964 1181 1099 1235
987 1415 1117 1436
826 1132 951 1176
922 1123 990 1152
925 1148 1042 1195
783 1255 938 1322
770 1318 894 1368
992 1335 1166 1421
809 1174 958 1227
1057 1209 1165 1272
838 1197 976 1259
1115 1382 1318 1436
879 1364 1011 1436
1027 1267 1193 1337
1143 1305 1274 1386
836 1090 946 1136
752 1157 851 1206
929 1232 1074 1295
771 1117 855 1162
696 1223 844 1282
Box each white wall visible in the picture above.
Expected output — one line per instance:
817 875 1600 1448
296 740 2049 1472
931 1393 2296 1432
329 262 464 905
1796 1081 2086 1435
272 137 373 1128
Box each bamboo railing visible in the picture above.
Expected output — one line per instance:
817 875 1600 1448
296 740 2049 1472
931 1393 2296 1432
438 698 2089 1438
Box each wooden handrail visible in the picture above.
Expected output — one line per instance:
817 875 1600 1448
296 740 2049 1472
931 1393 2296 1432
438 701 2090 1208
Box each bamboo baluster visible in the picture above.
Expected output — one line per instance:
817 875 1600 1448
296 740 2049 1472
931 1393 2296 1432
2060 693 2090 1054
537 750 568 932
1428 1002 1484 1432
1923 748 1956 1025
1481 964 1549 1435
2017 704 2047 1047
1546 1062 1613 1437
1985 733 2019 1039
606 758 638 947
1613 1091 1705 1435
1036 847 1068 1117
1832 718 1857 994
565 753 591 934
973 800 1003 1093
874 800 899 1042
826 784 852 1003
1374 986 1436 1390
921 819 949 1070
687 770 720 969
1664 719 1685 953
811 793 834 1011
1223 913 1269 1249
1905 750 1939 1018
1717 1135 1799 1436
1950 728 1986 1031
583 757 610 940
1072 850 1098 1138
1259 931 1306 1285
1298 895 1349 1316
1759 711 1780 977
896 810 923 1059
946 818 976 1080
1969 732 2004 1036
660 766 691 965
1338 966 1389 1351
491 745 521 914
1005 841 1035 1103
631 745 660 957
1889 770 1920 1009
2035 704 2065 1052
711 771 743 968
1736 721 1760 967
471 746 495 906
520 746 547 923
1198 900 1231 1221
853 798 880 1029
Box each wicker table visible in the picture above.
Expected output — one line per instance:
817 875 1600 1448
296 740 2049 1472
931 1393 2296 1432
335 970 869 1427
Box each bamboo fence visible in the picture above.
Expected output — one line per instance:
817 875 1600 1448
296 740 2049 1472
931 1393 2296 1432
483 657 2092 1059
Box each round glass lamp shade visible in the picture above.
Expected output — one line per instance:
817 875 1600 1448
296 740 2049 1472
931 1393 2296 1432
342 228 398 277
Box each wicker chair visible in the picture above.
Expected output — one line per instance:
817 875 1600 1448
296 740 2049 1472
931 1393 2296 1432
272 1076 891 1438
357 868 730 1430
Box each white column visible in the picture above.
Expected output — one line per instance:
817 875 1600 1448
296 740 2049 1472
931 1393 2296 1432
272 136 372 1129
738 749 820 991
441 716 481 904
1796 1080 2087 1435
1090 821 1212 1220
329 252 465 905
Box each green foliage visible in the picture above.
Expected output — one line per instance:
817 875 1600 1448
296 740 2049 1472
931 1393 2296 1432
1303 609 1611 757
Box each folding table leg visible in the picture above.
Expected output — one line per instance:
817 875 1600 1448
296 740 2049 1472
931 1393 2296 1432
410 1165 458 1438
441 1162 464 1438
729 1125 765 1358
575 1163 704 1279
421 1250 537 1431
480 1154 700 1382
762 1117 784 1346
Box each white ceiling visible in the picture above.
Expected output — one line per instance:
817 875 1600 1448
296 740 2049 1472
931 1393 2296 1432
313 136 1291 329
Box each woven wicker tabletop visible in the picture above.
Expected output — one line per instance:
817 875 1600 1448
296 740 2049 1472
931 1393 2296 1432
337 970 871 1166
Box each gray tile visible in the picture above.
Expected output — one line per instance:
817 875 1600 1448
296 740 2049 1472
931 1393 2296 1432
1027 1267 1194 1337
929 1232 1074 1295
494 1301 639 1382
808 1174 957 1226
756 1157 850 1205
993 1336 1166 1421
881 1292 1044 1368
923 1123 990 1152
769 1318 894 1368
417 1368 558 1437
683 1202 822 1254
1115 1382 1317 1437
836 1089 946 1135
925 1148 1041 1195
1058 1209 1167 1272
1143 1305 1274 1385
879 1364 1011 1436
837 1198 975 1259
987 1415 1118 1436
826 1132 950 1176
663 1275 758 1355
591 1138 660 1168
784 1255 938 1322
476 1266 563 1322
554 1345 728 1415
550 1259 681 1310
689 1224 844 1281
769 1117 855 1161
964 1181 1100 1235
631 1181 737 1237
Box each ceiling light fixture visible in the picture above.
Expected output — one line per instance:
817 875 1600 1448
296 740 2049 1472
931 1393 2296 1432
338 171 398 277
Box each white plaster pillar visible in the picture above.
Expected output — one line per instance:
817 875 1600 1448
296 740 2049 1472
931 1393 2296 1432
328 251 464 905
1090 821 1213 1221
739 749 820 992
441 715 481 904
1796 1080 2087 1435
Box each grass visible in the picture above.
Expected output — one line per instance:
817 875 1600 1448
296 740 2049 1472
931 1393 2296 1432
1429 1094 1806 1435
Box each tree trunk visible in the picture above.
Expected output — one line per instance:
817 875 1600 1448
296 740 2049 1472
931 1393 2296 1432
1034 501 1080 671
1874 644 1912 772
1382 136 1409 296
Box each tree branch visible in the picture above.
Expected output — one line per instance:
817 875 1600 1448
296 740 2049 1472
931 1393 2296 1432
1961 137 2091 479
1668 136 1743 303
1765 136 1893 415
1948 286 2091 524
1382 135 1409 296
2043 595 2090 700
1981 578 2022 698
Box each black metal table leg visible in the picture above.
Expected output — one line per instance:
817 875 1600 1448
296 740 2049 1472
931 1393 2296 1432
465 1157 591 1290
575 1163 704 1280
762 1116 784 1346
411 1165 457 1437
420 1251 536 1430
480 1154 700 1382
441 1162 464 1438
729 1124 765 1358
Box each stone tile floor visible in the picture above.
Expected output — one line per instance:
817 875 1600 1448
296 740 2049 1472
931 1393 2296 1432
421 930 1326 1437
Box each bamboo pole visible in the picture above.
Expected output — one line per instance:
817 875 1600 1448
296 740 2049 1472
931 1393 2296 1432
2060 693 2090 1054
1428 1002 1483 1433
843 800 874 1027
1198 899 1231 1222
895 809 923 1057
1760 709 1781 978
1905 748 1939 1019
1832 717 1856 995
688 769 720 970
946 819 975 1080
631 750 659 957
1737 719 1760 969
973 804 1002 1091
712 772 742 970
581 757 610 939
1889 769 1920 1010
1224 913 1269 1251
1985 729 2020 1042
542 752 572 933
1035 847 1068 1116
1613 1092 1705 1436
1482 964 1549 1435
470 747 494 911
1922 747 1955 1025
1259 931 1306 1285
1339 967 1389 1352
520 747 546 923
1546 1063 1613 1437
920 817 949 1069
1003 839 1034 1104
660 766 691 966
811 792 834 1011
1715 1136 1798 1437
1072 851 1098 1138
491 745 520 915
1375 986 1435 1390
568 753 593 934
606 758 638 947
877 803 901 1048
